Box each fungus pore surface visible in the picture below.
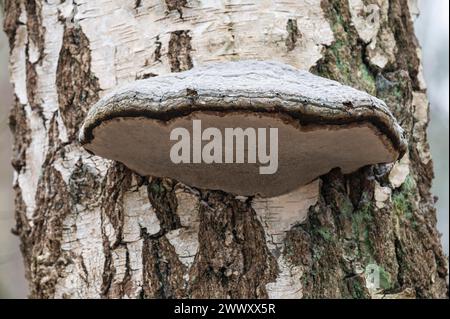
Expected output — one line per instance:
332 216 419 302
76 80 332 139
80 60 406 197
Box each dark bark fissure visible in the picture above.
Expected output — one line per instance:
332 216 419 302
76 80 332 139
100 233 114 297
387 0 421 90
25 0 45 119
9 98 30 173
312 0 377 95
3 0 21 51
28 117 73 298
139 184 277 299
135 0 143 10
285 19 300 51
147 178 181 234
154 36 162 62
56 25 100 140
99 164 132 298
168 30 193 73
165 0 188 18
290 168 372 298
142 234 187 298
188 190 277 298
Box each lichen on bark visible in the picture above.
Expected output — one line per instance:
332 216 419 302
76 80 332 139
56 25 100 140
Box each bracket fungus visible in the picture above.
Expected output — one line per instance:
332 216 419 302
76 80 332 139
79 60 406 197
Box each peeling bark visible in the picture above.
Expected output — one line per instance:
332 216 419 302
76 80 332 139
4 0 447 299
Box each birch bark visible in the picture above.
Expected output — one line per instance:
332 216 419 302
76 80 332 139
3 0 447 298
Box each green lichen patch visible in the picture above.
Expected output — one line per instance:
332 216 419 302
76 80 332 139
316 227 333 242
345 276 369 299
351 203 375 258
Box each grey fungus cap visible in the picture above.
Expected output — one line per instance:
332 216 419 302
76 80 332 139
79 60 406 197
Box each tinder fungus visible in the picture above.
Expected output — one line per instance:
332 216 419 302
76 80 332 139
79 61 405 197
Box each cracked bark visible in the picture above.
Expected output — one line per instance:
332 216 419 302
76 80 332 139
4 0 447 299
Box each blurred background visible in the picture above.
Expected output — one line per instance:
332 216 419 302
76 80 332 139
0 5 24 298
0 8 25 298
0 1 448 298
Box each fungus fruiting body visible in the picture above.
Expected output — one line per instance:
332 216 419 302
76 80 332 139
79 60 406 197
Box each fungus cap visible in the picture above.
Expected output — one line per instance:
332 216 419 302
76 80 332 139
79 60 406 197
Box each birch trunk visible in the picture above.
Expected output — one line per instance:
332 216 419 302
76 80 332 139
3 0 447 298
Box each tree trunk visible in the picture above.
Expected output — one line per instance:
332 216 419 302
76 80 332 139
3 0 447 299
